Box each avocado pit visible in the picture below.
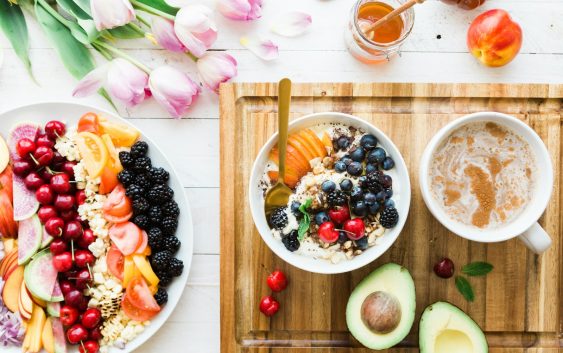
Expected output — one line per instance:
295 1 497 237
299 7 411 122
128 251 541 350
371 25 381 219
360 291 402 334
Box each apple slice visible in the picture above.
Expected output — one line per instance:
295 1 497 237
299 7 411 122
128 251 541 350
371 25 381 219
0 249 17 278
3 238 16 252
2 265 24 313
0 135 10 174
42 317 55 353
288 135 315 161
19 281 34 320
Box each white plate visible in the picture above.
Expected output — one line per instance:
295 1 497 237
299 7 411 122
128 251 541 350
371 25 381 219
0 102 193 353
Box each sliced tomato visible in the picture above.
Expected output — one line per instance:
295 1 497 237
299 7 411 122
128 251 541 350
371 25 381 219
106 245 124 281
109 222 142 256
98 166 119 195
103 184 132 218
135 231 148 254
126 276 160 312
77 112 100 134
121 293 159 322
103 211 133 224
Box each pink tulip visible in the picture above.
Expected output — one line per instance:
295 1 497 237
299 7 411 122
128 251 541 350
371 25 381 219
73 58 149 108
91 0 135 31
151 17 186 53
217 0 263 21
149 66 201 118
197 52 238 93
174 5 217 58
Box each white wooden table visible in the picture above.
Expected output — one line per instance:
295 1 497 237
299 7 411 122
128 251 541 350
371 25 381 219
1 0 562 352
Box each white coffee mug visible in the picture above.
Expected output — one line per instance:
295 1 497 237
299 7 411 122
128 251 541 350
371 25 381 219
419 112 553 254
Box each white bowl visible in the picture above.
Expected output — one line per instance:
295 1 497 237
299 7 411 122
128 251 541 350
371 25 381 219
0 102 193 353
249 112 411 274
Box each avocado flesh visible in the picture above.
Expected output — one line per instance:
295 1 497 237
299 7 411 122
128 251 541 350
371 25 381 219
346 263 416 350
419 302 488 353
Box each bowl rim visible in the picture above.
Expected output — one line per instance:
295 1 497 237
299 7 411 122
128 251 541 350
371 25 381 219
248 112 411 274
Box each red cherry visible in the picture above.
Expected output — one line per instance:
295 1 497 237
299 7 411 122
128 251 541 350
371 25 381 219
78 229 95 248
74 250 94 269
318 221 339 243
39 168 54 183
64 289 86 309
12 160 33 177
23 172 44 190
60 305 79 326
33 146 54 166
434 258 455 279
81 308 101 329
50 239 68 255
35 184 54 205
62 161 76 177
16 138 35 159
75 190 87 205
45 121 66 140
259 295 279 317
59 280 76 296
328 205 351 225
89 326 102 341
51 151 66 169
36 134 55 148
79 340 100 353
266 270 288 292
37 206 58 223
66 324 88 344
343 218 365 240
75 268 92 290
45 217 64 237
51 173 71 194
60 210 78 222
54 194 76 211
63 221 83 240
53 252 73 272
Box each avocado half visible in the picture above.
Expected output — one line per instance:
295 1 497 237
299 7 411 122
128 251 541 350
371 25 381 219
346 263 416 350
419 302 488 353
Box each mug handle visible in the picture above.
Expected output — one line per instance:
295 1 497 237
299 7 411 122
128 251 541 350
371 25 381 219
518 222 552 254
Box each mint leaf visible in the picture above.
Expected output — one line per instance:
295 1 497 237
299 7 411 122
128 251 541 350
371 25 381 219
455 276 474 302
298 199 312 214
462 262 494 276
297 199 312 241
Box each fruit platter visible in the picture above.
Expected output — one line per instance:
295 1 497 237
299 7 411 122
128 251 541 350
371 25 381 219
0 103 193 353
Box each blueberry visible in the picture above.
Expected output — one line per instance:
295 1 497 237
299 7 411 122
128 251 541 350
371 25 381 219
290 201 301 216
382 175 392 188
384 199 395 209
355 236 368 250
347 162 363 176
321 180 336 193
337 231 348 244
358 176 367 187
364 193 377 206
340 179 353 192
351 186 364 201
334 161 347 173
368 203 380 215
314 211 330 225
360 134 378 150
375 191 387 202
352 201 367 217
341 156 353 166
337 136 351 150
349 147 366 162
365 164 378 174
382 157 395 170
367 147 386 164
384 188 393 198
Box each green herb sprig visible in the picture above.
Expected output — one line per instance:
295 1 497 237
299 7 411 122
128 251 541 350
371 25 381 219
297 199 312 241
454 261 493 302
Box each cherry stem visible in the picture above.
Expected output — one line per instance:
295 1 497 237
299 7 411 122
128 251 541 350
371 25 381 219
29 154 39 165
87 263 93 280
71 240 75 262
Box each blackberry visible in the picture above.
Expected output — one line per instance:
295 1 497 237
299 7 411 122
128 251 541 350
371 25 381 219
326 190 347 207
134 157 152 172
162 217 178 234
126 184 146 199
148 206 163 224
379 206 399 228
149 167 169 185
364 170 384 193
151 251 172 272
163 236 181 254
117 170 135 186
161 201 180 218
269 207 288 230
157 273 172 287
148 228 164 252
282 230 300 252
132 214 150 229
168 258 184 277
132 197 150 214
119 151 135 168
154 287 168 305
130 141 149 158
134 173 152 189
147 184 174 204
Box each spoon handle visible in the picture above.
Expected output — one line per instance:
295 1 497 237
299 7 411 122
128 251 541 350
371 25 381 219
277 78 292 182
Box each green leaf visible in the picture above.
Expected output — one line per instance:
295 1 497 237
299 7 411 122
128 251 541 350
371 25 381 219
455 276 475 302
462 262 493 276
0 0 33 77
71 0 92 15
108 25 144 39
136 0 178 16
297 199 312 241
56 0 100 42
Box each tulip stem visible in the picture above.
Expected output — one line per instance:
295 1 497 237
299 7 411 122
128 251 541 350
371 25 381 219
128 23 146 37
92 42 113 60
136 14 151 28
186 52 199 62
94 40 152 74
130 0 175 21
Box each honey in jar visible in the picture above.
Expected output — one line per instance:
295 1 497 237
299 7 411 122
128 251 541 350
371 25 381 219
358 2 404 43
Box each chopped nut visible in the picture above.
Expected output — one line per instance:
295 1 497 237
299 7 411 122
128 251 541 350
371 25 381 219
374 226 385 237
328 244 340 251
322 241 330 249
343 241 352 249
368 233 376 245
345 250 353 259
313 165 324 175
354 250 363 256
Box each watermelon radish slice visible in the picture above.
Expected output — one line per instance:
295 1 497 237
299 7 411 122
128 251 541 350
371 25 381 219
7 122 40 161
51 318 67 353
51 280 63 302
18 215 42 265
46 301 60 317
41 226 54 248
24 248 62 302
13 175 39 221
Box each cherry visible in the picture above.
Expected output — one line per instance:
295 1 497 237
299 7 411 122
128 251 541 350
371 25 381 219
12 160 32 177
81 308 101 329
66 323 88 344
266 270 288 292
79 340 100 353
60 305 79 326
62 161 76 177
328 205 351 225
54 194 75 211
89 326 102 341
35 184 54 205
77 229 95 249
51 151 66 169
39 168 54 183
59 279 76 295
75 190 87 205
434 258 455 279
53 252 73 272
50 239 68 255
16 138 35 159
33 146 54 166
51 173 71 194
64 289 86 309
45 121 66 140
23 172 44 190
74 250 94 269
37 206 58 223
63 221 83 240
45 217 64 237
343 218 365 240
259 295 279 317
318 221 339 243
36 134 55 148
60 210 78 222
75 268 92 290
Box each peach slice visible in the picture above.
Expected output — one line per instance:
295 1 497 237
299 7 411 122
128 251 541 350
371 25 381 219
42 317 55 353
268 170 299 189
19 281 33 320
302 129 328 158
2 265 24 313
269 148 308 177
288 135 315 161
321 132 333 149
294 132 321 159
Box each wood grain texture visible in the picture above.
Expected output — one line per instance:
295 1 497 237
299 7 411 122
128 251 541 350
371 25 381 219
219 83 563 353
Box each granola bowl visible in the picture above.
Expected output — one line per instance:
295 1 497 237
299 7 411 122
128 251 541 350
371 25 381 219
249 112 411 274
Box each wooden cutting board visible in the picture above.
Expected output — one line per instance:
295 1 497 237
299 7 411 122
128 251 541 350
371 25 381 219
219 83 562 353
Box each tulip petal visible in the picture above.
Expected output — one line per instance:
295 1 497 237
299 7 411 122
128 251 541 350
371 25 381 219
91 0 135 31
217 0 262 21
175 5 218 58
152 17 186 53
107 58 149 107
271 11 312 37
240 37 279 61
72 65 108 97
197 52 238 93
149 66 201 118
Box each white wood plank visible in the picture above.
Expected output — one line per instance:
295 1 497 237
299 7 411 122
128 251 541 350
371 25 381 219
185 188 220 255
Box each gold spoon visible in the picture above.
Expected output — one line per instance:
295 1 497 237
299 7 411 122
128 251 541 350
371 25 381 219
264 78 293 218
